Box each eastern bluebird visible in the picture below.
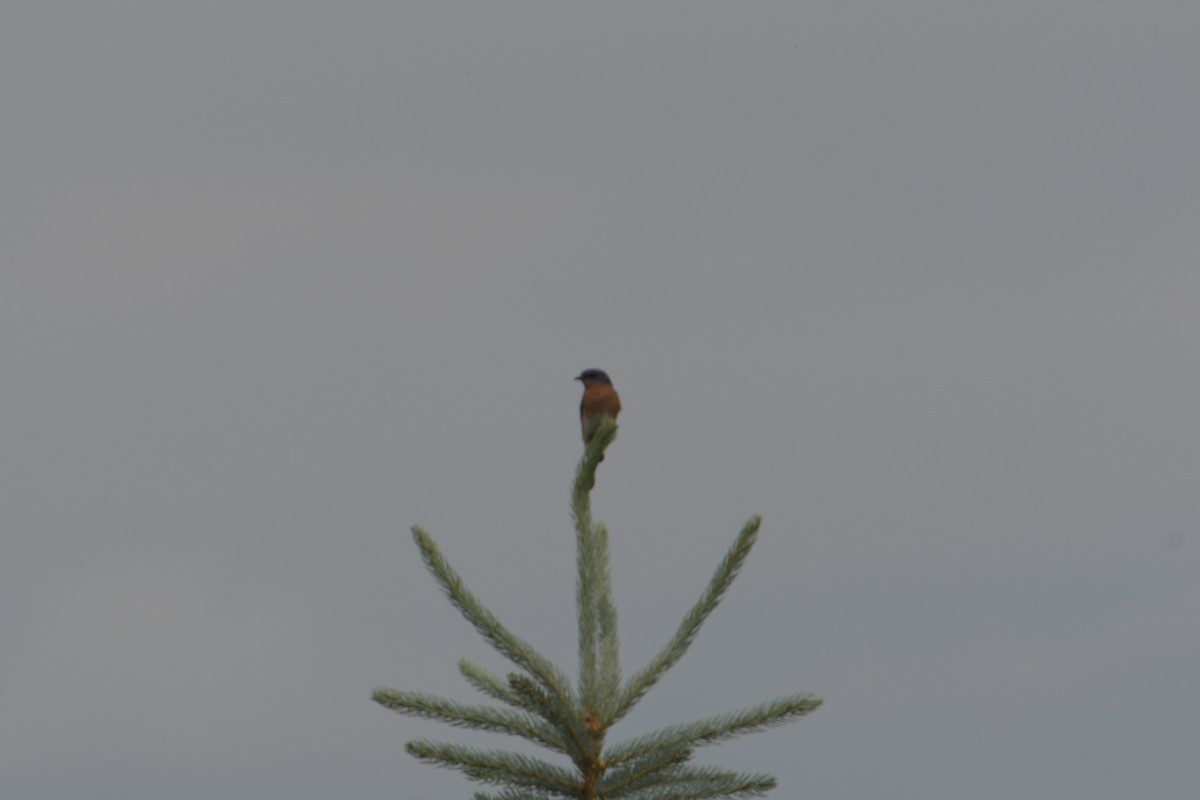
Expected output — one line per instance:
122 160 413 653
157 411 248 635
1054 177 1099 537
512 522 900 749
576 368 621 444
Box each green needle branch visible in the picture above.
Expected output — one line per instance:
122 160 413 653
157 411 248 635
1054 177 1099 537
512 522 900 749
373 418 822 798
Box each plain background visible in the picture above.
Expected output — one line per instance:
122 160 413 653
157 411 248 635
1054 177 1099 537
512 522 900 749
3 3 1198 799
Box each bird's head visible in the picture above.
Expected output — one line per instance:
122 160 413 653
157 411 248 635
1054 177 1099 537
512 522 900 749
575 369 613 386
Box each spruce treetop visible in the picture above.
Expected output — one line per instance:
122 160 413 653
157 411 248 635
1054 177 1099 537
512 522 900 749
374 418 822 799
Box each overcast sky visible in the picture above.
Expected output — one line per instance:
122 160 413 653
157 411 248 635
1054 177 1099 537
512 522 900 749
3 3 1199 799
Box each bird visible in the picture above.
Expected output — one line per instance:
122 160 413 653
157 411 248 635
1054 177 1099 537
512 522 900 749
575 368 621 444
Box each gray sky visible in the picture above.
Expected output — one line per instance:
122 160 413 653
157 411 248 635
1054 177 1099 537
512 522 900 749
3 3 1199 799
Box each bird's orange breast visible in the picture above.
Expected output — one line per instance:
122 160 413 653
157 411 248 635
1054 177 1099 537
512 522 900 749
580 384 622 420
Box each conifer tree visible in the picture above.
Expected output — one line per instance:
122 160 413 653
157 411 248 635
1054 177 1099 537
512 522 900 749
373 420 822 799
